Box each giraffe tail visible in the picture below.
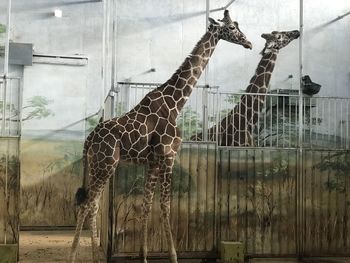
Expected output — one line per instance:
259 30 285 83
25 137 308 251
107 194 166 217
75 187 87 205
75 131 94 206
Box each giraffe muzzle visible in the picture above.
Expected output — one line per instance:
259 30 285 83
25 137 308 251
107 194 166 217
243 41 253 49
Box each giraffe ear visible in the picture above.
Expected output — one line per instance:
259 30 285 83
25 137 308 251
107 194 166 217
208 17 219 25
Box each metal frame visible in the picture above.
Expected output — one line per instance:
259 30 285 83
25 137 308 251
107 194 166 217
102 81 350 261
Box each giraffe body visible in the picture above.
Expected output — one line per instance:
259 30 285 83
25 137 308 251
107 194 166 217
69 10 251 263
193 30 300 146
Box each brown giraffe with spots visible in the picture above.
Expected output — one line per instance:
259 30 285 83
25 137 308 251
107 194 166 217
192 30 300 146
68 10 252 263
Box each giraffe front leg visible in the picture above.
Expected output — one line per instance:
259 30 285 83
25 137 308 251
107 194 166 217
140 164 159 263
159 157 177 263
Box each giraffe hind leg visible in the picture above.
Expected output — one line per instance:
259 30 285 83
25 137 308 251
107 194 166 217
68 204 90 263
140 163 159 263
159 157 177 263
88 202 100 263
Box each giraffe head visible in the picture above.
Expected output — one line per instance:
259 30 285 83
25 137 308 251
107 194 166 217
261 30 300 52
209 10 252 49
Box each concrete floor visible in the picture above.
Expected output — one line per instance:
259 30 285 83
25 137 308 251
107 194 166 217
18 231 350 263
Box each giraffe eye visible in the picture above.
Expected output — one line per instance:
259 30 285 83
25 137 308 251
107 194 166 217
229 25 235 30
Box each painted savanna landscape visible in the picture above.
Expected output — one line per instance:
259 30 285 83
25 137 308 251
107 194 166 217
111 147 350 256
16 92 350 257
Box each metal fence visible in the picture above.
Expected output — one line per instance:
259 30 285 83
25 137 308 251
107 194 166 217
0 77 22 137
0 76 21 249
101 82 350 260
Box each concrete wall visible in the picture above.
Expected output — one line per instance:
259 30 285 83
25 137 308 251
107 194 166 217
115 0 350 97
0 0 103 117
0 0 349 117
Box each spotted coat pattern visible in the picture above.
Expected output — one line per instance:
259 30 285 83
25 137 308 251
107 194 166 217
193 30 300 146
69 10 252 263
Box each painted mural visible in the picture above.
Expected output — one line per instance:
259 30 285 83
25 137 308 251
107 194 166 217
20 63 88 227
0 138 20 244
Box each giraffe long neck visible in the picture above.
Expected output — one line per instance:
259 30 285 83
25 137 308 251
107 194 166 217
158 29 219 114
222 50 279 145
195 50 279 144
245 51 278 93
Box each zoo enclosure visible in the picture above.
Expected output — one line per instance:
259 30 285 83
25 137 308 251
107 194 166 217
0 76 21 256
100 82 350 260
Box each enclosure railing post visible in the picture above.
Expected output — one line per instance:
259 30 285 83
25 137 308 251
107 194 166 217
3 0 11 78
203 86 209 141
297 0 305 259
203 0 210 141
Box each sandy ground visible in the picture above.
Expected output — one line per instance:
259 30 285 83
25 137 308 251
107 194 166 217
19 230 105 263
18 230 350 263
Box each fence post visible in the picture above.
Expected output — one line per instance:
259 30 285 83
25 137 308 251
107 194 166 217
203 85 209 141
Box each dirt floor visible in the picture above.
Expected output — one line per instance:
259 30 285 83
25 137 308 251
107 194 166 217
18 230 350 263
19 230 105 263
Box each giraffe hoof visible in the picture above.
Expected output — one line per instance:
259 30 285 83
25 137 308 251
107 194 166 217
170 255 177 263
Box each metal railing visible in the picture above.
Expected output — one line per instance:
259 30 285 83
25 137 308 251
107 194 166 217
104 83 350 259
0 76 22 137
0 76 21 246
114 83 350 150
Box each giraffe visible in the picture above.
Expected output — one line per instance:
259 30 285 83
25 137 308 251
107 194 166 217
69 10 252 263
192 29 300 146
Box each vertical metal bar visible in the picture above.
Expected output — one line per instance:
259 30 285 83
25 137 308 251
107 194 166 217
18 78 23 137
298 0 304 258
236 150 240 241
328 100 331 144
282 96 285 148
269 95 272 147
2 78 7 135
204 143 209 250
244 149 248 253
311 150 315 253
102 0 109 108
203 87 209 140
4 0 11 77
264 96 267 147
309 97 313 148
261 149 266 253
270 150 274 253
347 101 349 149
315 98 318 147
340 100 343 148
333 99 336 148
257 95 261 147
326 151 331 253
344 151 349 249
319 152 324 251
252 149 257 253
8 78 12 135
278 150 282 254
112 0 118 93
289 96 292 148
322 99 325 146
276 96 279 147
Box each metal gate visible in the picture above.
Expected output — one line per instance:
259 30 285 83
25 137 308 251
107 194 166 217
101 82 350 260
0 76 21 260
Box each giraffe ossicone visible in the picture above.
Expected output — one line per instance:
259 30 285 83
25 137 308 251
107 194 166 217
192 29 300 146
68 10 251 263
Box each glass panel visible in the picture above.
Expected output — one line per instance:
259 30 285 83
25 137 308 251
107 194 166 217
20 63 88 226
303 1 350 255
0 137 20 244
0 0 10 75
